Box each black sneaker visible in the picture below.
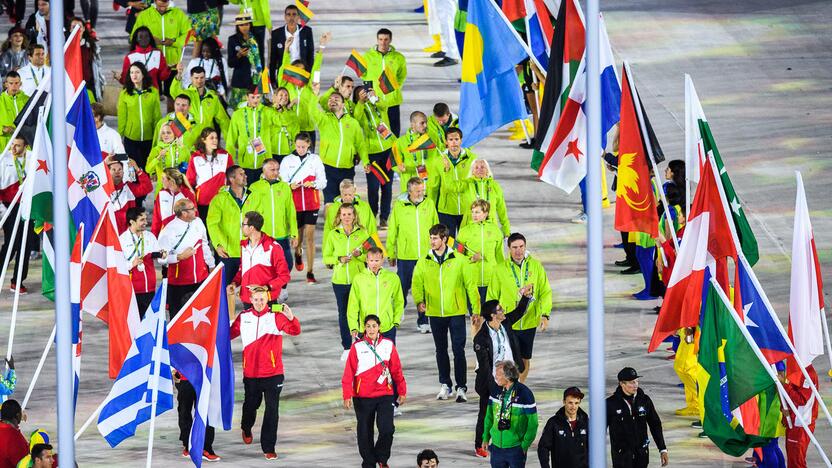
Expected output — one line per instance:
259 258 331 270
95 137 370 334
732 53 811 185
430 51 445 58
620 266 641 275
434 57 459 67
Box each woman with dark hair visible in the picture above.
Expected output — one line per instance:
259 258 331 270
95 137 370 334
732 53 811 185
180 37 228 99
0 28 29 81
186 127 233 221
227 12 262 109
116 26 171 90
664 159 686 205
342 314 407 468
267 87 299 162
118 62 162 170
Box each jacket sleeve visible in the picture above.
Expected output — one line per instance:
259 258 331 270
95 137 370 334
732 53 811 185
213 97 231 135
229 313 241 339
227 36 245 68
341 344 358 400
278 314 301 336
464 260 482 315
392 276 404 326
537 417 555 468
117 91 127 135
522 402 540 452
389 344 406 397
346 283 360 332
268 244 291 292
504 295 531 329
318 86 335 110
322 231 337 266
355 125 369 166
495 183 511 237
285 188 298 237
482 397 494 445
150 90 163 130
314 157 327 191
411 260 425 305
151 197 162 236
645 395 667 451
201 222 215 268
226 113 239 158
130 169 154 198
536 262 553 319
395 52 407 87
385 204 398 259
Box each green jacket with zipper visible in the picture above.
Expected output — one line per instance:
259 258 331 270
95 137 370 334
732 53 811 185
386 193 438 261
309 102 368 169
243 179 298 240
456 219 505 288
361 45 407 107
226 103 273 169
458 176 511 237
487 255 553 330
207 186 250 258
322 224 370 285
412 249 481 317
117 88 162 142
429 148 476 216
347 268 404 333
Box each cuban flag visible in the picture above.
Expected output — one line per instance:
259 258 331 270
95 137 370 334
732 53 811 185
538 14 621 193
168 265 234 467
97 284 174 447
734 257 793 364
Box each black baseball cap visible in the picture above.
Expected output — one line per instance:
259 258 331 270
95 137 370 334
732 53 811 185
617 367 641 382
563 386 584 400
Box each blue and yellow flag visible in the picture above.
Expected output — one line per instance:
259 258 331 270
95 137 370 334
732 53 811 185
459 0 528 147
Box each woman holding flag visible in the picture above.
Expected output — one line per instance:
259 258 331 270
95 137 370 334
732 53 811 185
146 122 192 193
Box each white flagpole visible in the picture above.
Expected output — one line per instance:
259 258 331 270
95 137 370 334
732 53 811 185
74 398 106 440
624 61 678 251
6 191 35 362
146 281 168 468
684 74 693 216
20 324 56 410
711 279 831 467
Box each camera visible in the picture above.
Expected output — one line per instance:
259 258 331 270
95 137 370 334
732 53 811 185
498 418 511 431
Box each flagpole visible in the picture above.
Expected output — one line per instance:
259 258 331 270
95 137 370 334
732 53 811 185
51 0 74 462
0 201 22 299
710 279 832 467
624 61 679 251
684 74 692 217
20 324 56 410
485 0 547 76
146 280 168 468
585 1 606 467
74 398 106 440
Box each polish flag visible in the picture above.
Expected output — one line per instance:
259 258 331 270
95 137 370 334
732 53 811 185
786 172 827 384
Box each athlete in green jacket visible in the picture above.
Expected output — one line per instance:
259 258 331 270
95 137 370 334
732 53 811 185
309 91 368 169
354 88 394 156
117 86 162 144
276 35 326 134
242 159 298 241
456 200 505 296
458 159 511 238
266 88 300 159
361 34 407 109
487 233 552 382
0 73 27 153
386 179 438 263
429 128 476 236
226 90 273 173
347 249 404 336
322 179 377 248
426 102 458 152
170 64 230 137
318 77 356 117
145 125 191 193
207 166 250 259
131 1 192 66
393 111 440 194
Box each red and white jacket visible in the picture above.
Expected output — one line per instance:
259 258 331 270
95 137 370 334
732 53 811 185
230 307 301 378
158 216 215 286
151 186 197 236
341 336 407 400
111 170 154 234
233 233 291 304
278 152 327 213
0 150 30 205
121 45 171 89
186 149 234 206
119 229 160 294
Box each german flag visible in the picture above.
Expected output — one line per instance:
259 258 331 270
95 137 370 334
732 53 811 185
362 232 387 256
170 112 191 139
446 237 469 254
377 65 399 95
256 67 271 95
296 0 314 25
368 161 390 186
407 133 436 152
345 49 368 76
282 64 310 88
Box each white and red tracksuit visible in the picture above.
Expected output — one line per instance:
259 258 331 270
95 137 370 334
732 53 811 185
119 229 161 294
111 170 154 234
233 233 291 304
230 307 301 378
278 152 327 213
121 45 171 89
186 149 234 207
0 150 26 206
158 217 215 286
783 365 819 468
341 336 407 400
151 187 197 236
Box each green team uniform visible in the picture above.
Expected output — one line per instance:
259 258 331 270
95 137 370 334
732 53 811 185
456 219 505 288
169 77 230 136
145 140 191 192
429 148 476 217
426 112 458 152
412 250 481 317
243 179 298 240
323 195 377 247
309 100 368 169
361 46 407 108
117 88 162 142
322 224 370 285
386 193 439 262
266 105 299 157
226 103 273 170
318 87 356 117
277 51 323 133
347 268 404 333
153 111 199 150
392 129 440 193
487 255 552 330
0 91 28 151
207 186 250 258
354 96 394 155
131 6 192 66
458 176 511 237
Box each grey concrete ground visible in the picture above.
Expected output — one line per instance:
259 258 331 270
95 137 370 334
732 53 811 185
1 0 831 466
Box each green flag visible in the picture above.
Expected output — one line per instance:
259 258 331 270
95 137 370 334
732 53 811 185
696 280 774 456
697 120 759 265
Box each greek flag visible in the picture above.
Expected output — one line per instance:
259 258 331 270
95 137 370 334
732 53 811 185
97 284 174 447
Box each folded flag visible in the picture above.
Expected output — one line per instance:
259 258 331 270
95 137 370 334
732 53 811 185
170 112 192 139
377 65 399 95
296 0 314 25
447 236 469 254
282 64 311 88
368 161 391 186
362 232 387 256
256 67 271 95
407 133 436 152
390 144 403 168
345 49 368 76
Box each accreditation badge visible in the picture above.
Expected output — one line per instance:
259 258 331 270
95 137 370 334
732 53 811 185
250 137 267 156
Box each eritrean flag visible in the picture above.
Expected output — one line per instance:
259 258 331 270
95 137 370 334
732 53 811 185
296 0 314 25
447 237 469 254
362 232 387 256
345 49 368 76
407 133 435 152
171 112 191 139
368 161 391 186
282 64 310 88
377 65 399 95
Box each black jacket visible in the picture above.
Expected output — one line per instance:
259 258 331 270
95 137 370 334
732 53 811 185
473 295 530 396
537 407 589 468
227 32 257 90
606 387 666 456
269 25 314 83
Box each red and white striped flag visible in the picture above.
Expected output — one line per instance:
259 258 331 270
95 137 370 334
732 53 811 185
81 206 141 378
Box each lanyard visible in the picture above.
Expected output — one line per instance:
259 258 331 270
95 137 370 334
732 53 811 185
410 132 425 166
473 179 490 201
510 259 529 288
287 156 311 184
128 232 144 260
244 107 261 139
493 326 506 360
31 66 42 85
172 223 192 251
12 155 24 183
365 338 389 373
498 385 516 421
164 144 180 168
112 184 127 207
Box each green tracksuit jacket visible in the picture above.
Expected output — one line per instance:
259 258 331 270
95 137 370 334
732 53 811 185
117 88 162 142
458 176 511 237
169 78 230 136
131 6 192 66
429 148 476 216
392 129 440 193
361 46 407 107
207 186 250 258
323 195 377 247
226 103 273 169
386 193 438 261
456 219 505 288
487 255 553 330
309 102 368 169
243 179 298 240
322 224 370 285
412 249 480 317
0 91 28 151
347 268 404 333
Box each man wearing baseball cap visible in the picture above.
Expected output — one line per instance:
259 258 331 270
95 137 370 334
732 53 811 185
537 386 589 467
606 367 668 468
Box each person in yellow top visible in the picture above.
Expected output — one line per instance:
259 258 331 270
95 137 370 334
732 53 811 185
429 127 476 237
266 87 300 162
458 159 511 238
146 122 191 193
0 72 28 154
347 247 404 343
456 199 505 310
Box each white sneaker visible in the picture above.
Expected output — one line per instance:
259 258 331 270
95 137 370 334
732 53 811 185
436 384 451 400
393 405 403 417
455 387 468 403
340 350 350 361
277 288 289 303
571 212 587 224
419 323 431 334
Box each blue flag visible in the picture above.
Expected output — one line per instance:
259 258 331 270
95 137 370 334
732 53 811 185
459 0 528 147
736 257 793 363
97 286 174 447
